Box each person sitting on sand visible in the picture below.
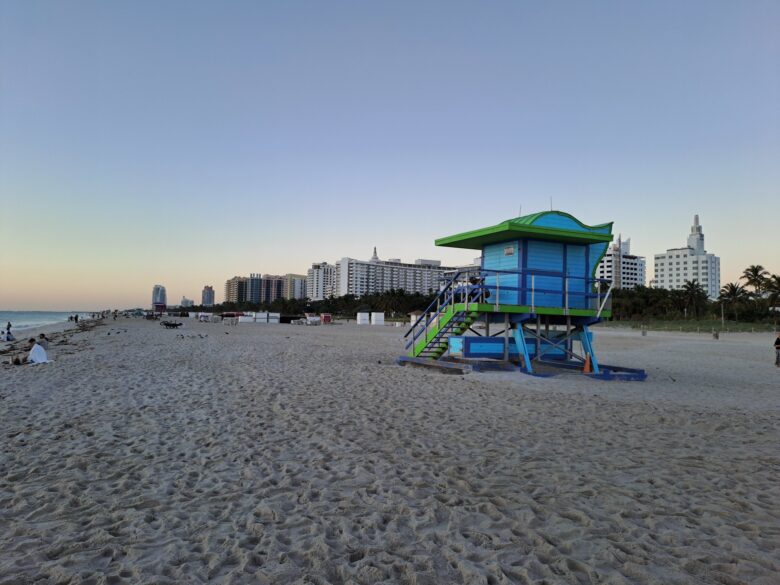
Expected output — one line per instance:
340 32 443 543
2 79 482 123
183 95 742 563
25 338 49 364
774 333 780 367
38 333 49 351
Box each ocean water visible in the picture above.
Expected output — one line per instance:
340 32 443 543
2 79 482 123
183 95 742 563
0 311 92 331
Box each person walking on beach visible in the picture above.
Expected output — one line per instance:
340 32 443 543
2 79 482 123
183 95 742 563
774 332 780 367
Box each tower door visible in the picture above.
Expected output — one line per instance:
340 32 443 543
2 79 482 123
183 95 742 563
525 240 564 308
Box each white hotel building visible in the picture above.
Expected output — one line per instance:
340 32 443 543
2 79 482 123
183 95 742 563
596 237 646 289
335 248 456 298
653 215 721 299
306 249 457 300
306 262 337 301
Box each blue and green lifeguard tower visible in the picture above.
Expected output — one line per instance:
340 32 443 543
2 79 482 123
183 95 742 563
401 211 643 379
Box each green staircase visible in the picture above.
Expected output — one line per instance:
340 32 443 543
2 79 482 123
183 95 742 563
409 305 481 358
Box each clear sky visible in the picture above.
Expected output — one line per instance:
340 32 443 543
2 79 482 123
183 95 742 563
1 1 778 310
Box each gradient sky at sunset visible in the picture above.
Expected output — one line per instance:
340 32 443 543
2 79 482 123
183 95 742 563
1 1 778 310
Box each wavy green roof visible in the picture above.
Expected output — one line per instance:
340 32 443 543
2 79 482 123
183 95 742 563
435 211 613 249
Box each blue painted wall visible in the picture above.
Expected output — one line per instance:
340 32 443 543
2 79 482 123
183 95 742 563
448 336 567 359
525 240 563 307
589 243 608 285
482 241 520 304
480 238 599 309
566 244 587 309
473 211 611 310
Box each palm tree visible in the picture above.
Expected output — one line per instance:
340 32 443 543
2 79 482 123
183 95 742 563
766 274 780 310
741 265 770 295
719 282 749 321
681 280 708 319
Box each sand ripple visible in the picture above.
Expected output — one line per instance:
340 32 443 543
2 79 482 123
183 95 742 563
1 321 778 583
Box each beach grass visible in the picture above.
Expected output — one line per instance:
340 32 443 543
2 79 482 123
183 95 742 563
598 318 778 333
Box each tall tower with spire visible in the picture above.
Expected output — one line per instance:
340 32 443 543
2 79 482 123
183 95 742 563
370 247 379 262
653 213 720 299
687 214 705 254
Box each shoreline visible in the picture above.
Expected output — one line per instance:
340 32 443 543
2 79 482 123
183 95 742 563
0 318 104 363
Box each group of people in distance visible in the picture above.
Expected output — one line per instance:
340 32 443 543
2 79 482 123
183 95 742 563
4 321 16 341
4 322 50 365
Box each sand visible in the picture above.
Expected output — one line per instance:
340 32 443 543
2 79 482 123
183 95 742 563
0 318 778 584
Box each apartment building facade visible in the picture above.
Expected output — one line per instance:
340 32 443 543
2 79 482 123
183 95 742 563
201 285 215 307
224 276 249 303
282 274 307 300
335 248 455 297
152 284 167 307
596 237 646 289
653 215 721 299
306 262 337 301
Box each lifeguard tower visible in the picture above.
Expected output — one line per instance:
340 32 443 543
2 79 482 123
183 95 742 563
400 211 643 379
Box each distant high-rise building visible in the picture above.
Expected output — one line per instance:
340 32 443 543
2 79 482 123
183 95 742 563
202 285 215 307
180 296 194 308
152 284 167 307
653 214 721 299
335 248 455 297
596 236 646 289
236 273 285 304
282 274 307 300
225 276 249 303
307 262 337 301
248 273 263 304
260 275 284 304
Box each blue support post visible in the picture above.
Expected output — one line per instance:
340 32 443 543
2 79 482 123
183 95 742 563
579 325 600 374
513 327 534 374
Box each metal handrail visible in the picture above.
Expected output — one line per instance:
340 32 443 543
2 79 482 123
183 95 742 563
404 271 462 338
596 281 614 318
404 283 486 350
404 267 613 350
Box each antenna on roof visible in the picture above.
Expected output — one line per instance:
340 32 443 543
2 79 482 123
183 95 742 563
518 205 522 217
550 197 553 211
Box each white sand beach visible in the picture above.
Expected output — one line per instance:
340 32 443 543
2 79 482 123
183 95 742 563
1 319 778 584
